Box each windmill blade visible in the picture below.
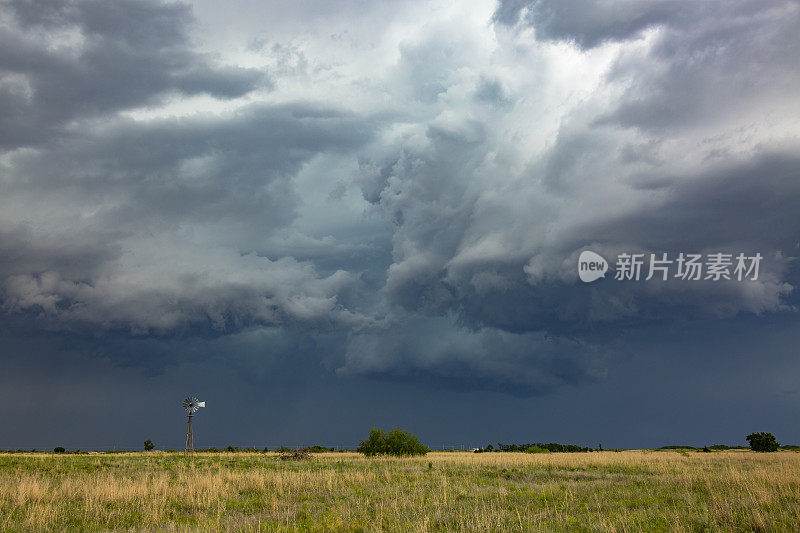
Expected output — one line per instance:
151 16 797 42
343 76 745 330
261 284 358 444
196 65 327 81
183 396 201 412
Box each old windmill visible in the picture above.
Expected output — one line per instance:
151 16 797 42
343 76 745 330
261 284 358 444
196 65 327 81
182 396 205 455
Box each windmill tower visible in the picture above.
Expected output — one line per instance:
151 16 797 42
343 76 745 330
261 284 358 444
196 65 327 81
183 396 205 455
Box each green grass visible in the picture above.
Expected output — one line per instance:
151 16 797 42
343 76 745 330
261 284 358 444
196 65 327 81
1 450 798 531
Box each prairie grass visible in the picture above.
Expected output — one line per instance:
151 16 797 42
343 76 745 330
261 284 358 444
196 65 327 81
1 450 798 531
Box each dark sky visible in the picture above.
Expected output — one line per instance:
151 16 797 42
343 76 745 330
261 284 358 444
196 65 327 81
1 0 799 450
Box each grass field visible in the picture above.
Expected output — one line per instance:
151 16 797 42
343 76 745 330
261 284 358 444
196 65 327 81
1 450 798 531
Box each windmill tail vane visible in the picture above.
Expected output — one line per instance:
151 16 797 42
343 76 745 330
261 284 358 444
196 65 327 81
183 396 205 455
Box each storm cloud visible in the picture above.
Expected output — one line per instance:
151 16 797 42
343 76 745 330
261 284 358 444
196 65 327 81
1 0 798 423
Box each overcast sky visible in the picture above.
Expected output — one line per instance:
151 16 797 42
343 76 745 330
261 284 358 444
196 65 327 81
1 0 799 450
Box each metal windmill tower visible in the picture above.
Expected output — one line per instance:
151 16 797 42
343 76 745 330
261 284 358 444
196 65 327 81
182 396 205 455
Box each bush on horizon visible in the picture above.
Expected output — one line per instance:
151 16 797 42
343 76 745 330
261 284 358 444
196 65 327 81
524 446 551 454
747 432 779 452
357 428 429 457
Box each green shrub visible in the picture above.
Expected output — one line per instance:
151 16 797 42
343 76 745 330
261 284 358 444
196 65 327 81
524 446 551 454
53 447 65 453
303 445 334 453
143 439 155 451
746 432 779 452
357 428 429 457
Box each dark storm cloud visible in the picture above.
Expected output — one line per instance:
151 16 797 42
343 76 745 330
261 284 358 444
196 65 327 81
589 154 800 253
494 1 794 51
0 0 265 148
340 315 606 395
0 96 379 335
0 225 118 281
342 0 800 391
600 1 800 131
495 0 678 49
358 122 797 333
495 1 800 129
6 103 375 234
0 0 798 400
491 0 531 26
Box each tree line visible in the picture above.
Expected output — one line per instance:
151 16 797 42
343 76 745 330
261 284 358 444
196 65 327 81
4 430 789 455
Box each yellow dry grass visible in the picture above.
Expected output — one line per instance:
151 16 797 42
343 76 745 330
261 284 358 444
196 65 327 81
1 450 798 531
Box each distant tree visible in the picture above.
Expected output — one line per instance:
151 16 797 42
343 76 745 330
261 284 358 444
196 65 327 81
524 446 551 454
746 432 779 452
476 442 588 453
53 447 65 453
357 428 429 457
143 439 155 451
303 445 334 453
